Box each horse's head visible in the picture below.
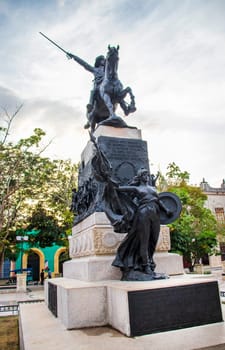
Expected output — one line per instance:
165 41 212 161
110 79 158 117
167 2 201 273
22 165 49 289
106 45 119 79
107 45 119 61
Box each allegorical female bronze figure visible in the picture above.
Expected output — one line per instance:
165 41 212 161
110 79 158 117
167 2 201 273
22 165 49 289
91 134 181 281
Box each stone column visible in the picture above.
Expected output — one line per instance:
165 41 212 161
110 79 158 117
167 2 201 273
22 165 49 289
17 273 27 292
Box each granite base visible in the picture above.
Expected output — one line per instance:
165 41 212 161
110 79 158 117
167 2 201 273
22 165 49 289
45 277 223 336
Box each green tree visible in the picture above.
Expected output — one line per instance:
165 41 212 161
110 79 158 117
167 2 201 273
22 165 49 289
0 106 78 270
34 158 78 236
25 159 79 248
160 163 218 271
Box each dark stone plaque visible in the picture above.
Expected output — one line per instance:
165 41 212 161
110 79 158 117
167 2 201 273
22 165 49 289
48 282 57 317
98 136 149 184
128 281 223 336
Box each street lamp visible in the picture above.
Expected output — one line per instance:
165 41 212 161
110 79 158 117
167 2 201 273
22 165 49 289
16 235 29 273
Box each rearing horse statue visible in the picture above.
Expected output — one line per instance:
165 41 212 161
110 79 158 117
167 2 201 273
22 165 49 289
39 34 136 132
88 45 136 132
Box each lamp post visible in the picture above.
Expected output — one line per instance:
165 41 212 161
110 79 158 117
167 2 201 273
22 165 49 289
16 235 29 273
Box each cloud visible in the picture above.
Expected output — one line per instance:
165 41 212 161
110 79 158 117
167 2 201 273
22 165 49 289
0 0 225 186
0 86 22 112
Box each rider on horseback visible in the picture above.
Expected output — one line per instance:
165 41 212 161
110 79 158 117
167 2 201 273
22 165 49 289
66 52 105 128
67 46 136 132
39 33 136 131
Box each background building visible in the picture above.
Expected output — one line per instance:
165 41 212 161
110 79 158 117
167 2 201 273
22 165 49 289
1 230 67 282
200 179 225 266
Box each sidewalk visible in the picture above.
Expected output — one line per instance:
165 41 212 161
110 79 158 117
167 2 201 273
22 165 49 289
19 302 225 350
0 285 44 306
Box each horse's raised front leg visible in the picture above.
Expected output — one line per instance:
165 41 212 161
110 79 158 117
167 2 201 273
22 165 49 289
119 87 136 116
128 88 136 113
119 99 130 116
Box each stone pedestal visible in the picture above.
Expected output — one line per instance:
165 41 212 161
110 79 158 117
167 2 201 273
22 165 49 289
46 125 187 336
64 212 184 281
108 278 223 336
17 273 27 292
70 212 125 258
63 256 122 281
46 277 223 336
194 263 204 274
209 254 222 268
154 252 183 275
45 125 224 337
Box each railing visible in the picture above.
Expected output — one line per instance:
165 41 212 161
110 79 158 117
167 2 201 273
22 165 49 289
0 304 18 314
0 299 44 316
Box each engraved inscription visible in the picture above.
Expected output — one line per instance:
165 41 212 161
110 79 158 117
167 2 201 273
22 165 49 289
99 137 148 162
98 136 150 184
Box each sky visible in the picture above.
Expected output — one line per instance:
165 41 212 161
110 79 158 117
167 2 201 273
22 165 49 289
0 0 225 187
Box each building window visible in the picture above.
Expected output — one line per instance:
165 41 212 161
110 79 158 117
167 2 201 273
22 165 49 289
215 208 225 223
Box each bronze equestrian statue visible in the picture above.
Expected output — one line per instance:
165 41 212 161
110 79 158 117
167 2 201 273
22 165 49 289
67 45 136 132
39 33 136 132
